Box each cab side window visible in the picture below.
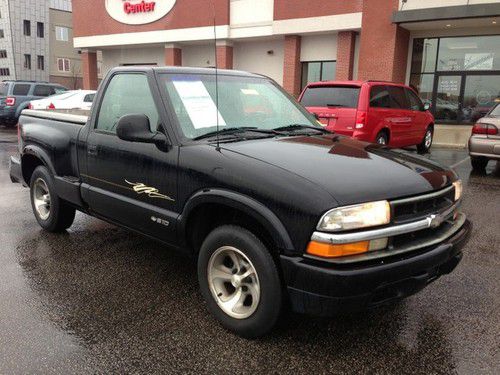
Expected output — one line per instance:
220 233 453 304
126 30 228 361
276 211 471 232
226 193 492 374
406 89 423 111
33 85 55 97
96 74 159 134
370 86 391 108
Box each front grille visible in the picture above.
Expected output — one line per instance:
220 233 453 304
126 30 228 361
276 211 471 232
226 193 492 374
390 185 455 225
391 219 454 249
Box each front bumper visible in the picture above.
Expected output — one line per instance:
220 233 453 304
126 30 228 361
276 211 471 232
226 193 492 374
9 156 24 185
280 218 471 316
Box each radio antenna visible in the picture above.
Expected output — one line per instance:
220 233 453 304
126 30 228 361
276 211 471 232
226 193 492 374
212 1 220 151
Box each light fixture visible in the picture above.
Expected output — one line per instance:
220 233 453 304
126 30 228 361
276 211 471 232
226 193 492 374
446 24 452 27
493 21 497 24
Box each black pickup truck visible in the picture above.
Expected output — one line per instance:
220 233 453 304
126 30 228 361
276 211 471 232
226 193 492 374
10 67 471 338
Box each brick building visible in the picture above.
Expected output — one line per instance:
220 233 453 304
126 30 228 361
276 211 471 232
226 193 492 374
73 0 500 137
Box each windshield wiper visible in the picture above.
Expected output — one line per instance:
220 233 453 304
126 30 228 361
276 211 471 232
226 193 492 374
327 103 346 107
193 127 277 141
273 124 331 134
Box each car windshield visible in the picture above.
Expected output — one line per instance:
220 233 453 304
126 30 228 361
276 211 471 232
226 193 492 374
48 92 79 100
489 103 500 117
54 87 68 94
161 73 319 140
300 86 360 108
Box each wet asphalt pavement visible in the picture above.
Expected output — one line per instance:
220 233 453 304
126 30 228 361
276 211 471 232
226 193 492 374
0 126 499 374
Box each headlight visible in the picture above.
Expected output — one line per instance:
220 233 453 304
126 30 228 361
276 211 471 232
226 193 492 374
317 201 391 232
453 180 462 201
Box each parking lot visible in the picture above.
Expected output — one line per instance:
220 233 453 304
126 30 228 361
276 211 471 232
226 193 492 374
0 125 498 374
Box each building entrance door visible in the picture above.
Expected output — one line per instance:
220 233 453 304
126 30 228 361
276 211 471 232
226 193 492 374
433 74 464 123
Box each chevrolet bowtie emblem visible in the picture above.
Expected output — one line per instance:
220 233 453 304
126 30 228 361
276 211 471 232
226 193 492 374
427 214 444 229
125 180 175 201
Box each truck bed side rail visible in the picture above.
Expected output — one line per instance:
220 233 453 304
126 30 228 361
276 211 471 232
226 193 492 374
21 109 88 125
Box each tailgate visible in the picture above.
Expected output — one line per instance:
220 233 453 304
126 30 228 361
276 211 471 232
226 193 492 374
306 106 357 135
300 84 361 135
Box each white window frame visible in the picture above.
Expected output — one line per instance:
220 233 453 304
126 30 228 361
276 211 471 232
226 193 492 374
57 57 71 72
55 26 69 42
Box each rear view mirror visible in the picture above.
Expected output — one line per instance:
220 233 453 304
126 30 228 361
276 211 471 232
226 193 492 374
116 114 157 143
423 102 431 111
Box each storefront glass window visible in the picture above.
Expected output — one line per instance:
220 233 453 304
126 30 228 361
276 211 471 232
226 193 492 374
437 35 500 72
462 75 500 123
410 35 500 124
411 38 438 73
410 73 434 103
301 61 336 89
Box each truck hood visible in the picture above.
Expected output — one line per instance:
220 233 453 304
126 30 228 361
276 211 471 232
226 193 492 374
221 135 456 205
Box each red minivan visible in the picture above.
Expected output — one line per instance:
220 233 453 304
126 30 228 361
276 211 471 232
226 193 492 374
299 81 435 153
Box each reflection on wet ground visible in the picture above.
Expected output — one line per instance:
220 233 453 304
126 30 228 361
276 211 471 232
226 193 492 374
0 127 498 373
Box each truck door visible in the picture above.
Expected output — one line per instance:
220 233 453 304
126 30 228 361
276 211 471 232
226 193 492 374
83 72 179 244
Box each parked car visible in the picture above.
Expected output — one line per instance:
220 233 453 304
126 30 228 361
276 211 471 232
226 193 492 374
10 67 470 338
299 80 435 153
0 81 68 126
469 102 500 170
28 90 96 111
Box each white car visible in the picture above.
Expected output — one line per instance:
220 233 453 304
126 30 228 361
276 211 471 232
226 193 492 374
28 90 96 111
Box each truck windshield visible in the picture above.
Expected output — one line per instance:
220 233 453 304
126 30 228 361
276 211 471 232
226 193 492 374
301 86 360 108
161 73 319 140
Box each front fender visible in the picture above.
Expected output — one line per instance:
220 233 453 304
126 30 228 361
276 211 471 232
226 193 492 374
178 188 294 252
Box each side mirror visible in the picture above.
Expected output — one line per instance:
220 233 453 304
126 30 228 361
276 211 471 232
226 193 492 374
423 102 431 111
116 114 161 144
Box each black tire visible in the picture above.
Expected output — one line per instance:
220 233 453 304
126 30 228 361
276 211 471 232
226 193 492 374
29 166 76 232
417 126 433 154
197 225 282 338
471 156 488 170
375 131 389 146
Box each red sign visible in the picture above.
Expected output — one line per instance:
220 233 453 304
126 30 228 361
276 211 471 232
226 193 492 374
123 1 157 14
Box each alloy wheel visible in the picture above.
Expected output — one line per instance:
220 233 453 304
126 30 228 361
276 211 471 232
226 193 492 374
207 246 260 319
424 130 433 148
33 178 51 220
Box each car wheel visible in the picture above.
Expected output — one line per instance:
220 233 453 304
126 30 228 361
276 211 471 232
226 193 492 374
470 156 488 170
30 166 76 232
417 126 433 154
375 131 388 146
197 225 282 338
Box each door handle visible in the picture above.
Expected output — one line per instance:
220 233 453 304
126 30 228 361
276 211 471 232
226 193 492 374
87 145 98 156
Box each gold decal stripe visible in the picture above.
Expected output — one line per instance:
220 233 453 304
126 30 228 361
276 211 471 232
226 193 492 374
81 174 175 202
125 180 175 201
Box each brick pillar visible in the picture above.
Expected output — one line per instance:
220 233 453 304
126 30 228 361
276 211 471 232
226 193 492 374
357 0 410 83
283 35 302 97
165 44 182 66
216 43 233 69
82 50 98 90
336 31 357 81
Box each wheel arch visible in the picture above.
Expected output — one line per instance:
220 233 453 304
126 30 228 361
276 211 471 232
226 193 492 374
178 189 294 256
376 127 391 143
21 145 55 185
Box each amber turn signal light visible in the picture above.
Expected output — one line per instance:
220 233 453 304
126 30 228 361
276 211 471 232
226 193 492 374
306 241 369 258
